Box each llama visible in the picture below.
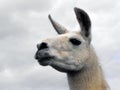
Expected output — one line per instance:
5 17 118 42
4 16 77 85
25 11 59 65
35 7 108 90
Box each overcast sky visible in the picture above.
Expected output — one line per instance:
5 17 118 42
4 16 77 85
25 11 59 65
0 0 120 90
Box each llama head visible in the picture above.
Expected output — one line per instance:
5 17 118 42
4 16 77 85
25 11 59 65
35 7 91 72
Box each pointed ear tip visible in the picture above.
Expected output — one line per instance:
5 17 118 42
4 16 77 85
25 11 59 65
74 7 85 13
74 7 78 10
74 7 81 11
48 14 51 19
74 7 78 12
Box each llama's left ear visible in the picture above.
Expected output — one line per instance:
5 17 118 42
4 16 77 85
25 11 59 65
48 15 68 34
74 7 91 44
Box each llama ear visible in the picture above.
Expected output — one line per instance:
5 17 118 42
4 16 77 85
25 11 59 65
74 7 91 44
48 15 68 34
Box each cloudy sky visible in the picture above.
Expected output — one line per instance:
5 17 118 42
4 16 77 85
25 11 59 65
0 0 120 90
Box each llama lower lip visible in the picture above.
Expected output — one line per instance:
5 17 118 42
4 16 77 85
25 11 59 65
38 56 54 66
38 60 50 66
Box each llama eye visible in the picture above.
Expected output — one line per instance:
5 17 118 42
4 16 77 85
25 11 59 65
69 38 81 46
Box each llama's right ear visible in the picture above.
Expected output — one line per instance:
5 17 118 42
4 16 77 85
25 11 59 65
74 7 91 44
48 15 68 34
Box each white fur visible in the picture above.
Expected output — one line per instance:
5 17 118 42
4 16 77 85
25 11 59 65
35 8 108 90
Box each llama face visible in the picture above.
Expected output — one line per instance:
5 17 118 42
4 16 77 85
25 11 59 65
35 7 91 72
35 32 90 72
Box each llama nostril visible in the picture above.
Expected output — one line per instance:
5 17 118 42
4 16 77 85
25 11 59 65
38 42 49 50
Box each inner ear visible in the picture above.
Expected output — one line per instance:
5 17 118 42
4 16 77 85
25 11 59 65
74 7 91 44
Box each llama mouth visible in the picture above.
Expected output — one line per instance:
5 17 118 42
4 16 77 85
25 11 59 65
35 50 54 66
37 56 54 66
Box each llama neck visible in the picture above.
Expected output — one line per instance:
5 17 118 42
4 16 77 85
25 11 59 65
67 48 108 90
